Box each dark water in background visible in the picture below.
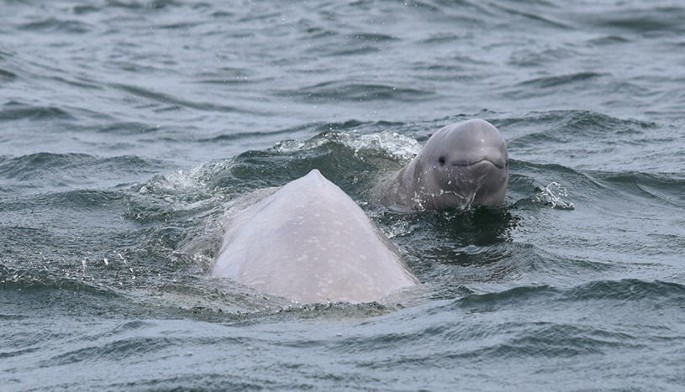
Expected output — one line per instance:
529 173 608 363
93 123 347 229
1 0 684 390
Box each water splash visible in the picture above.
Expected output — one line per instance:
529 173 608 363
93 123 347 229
348 132 421 161
272 130 419 158
533 182 575 210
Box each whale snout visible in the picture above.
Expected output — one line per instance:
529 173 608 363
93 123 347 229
448 153 507 170
431 159 507 208
442 158 506 189
381 118 509 210
422 119 508 208
439 142 507 172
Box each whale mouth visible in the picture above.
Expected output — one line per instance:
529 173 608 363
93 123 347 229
450 158 506 170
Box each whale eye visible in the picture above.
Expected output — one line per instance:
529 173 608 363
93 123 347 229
438 156 446 166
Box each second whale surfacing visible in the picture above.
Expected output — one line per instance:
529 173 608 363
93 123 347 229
212 169 419 304
376 119 508 211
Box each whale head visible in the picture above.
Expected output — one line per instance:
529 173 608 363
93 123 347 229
411 119 508 209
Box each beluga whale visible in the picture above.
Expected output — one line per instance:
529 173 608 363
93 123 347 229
375 119 508 210
212 169 419 304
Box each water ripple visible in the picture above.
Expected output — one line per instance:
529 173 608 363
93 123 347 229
282 81 435 103
0 103 73 121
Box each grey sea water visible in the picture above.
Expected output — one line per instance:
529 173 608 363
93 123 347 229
1 0 684 390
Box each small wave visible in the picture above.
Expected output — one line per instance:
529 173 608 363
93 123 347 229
562 279 685 302
103 0 182 11
586 35 631 46
489 2 571 30
406 0 489 24
594 171 685 208
446 277 684 314
471 322 642 358
502 110 664 174
350 33 398 43
296 22 337 41
109 83 244 113
198 122 315 144
97 122 164 135
413 236 617 297
0 103 73 121
329 45 381 57
45 334 178 367
458 285 559 309
18 18 92 34
498 110 654 134
193 67 254 86
323 32 398 56
557 110 654 134
517 72 605 89
508 47 578 67
0 68 17 82
0 264 117 297
418 32 463 45
0 152 93 181
587 6 685 33
35 189 126 209
200 119 404 145
0 314 29 321
0 153 165 190
282 81 434 103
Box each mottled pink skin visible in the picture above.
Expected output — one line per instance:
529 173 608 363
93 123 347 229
213 170 418 304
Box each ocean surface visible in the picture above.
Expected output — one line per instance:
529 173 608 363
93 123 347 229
1 0 684 390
